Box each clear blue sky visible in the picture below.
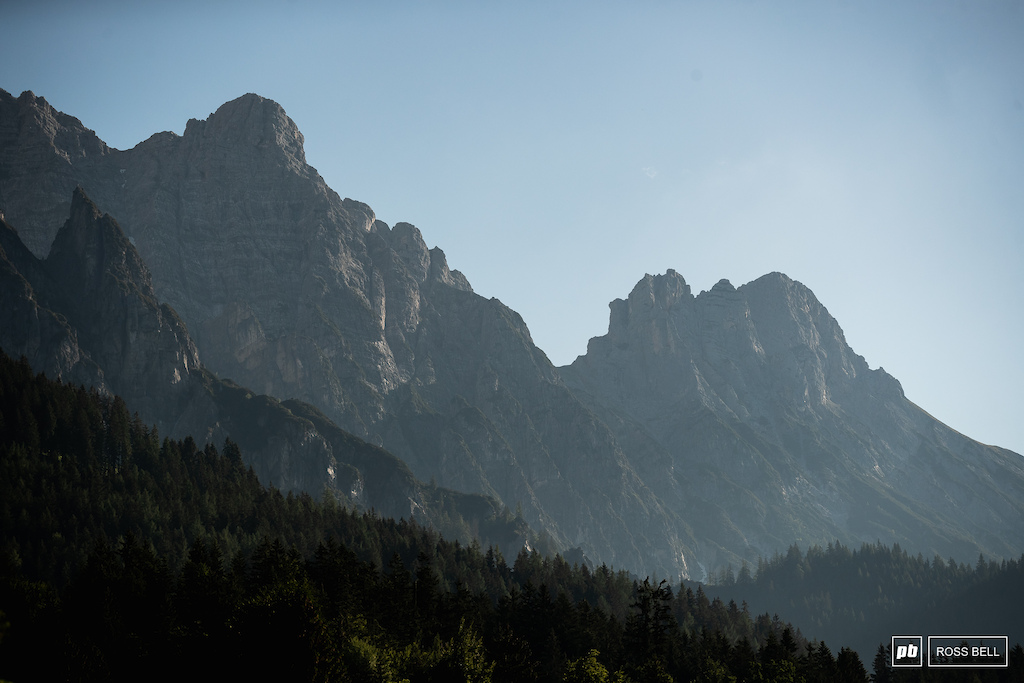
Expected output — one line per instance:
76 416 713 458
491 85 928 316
3 0 1023 455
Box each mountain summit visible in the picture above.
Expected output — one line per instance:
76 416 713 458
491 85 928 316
561 270 1024 572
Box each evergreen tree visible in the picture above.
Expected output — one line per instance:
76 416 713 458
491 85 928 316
870 643 891 683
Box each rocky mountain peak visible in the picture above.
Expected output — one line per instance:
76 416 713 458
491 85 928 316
389 222 431 283
427 246 473 292
710 278 736 293
46 187 153 299
562 268 1024 571
183 93 307 171
0 89 112 257
626 269 693 310
0 210 105 390
739 271 810 306
1 188 201 421
380 222 474 291
6 90 109 160
606 270 693 349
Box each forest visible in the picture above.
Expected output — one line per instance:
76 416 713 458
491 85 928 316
1 350 1022 682
702 539 1024 661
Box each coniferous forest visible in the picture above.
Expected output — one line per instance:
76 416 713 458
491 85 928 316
701 540 1024 663
2 350 1023 682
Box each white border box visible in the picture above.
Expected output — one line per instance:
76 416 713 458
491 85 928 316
891 635 924 668
927 636 1009 668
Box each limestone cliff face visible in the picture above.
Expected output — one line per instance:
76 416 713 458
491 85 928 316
0 90 682 576
1 91 392 434
0 188 524 552
561 270 1024 571
0 187 200 424
45 188 202 423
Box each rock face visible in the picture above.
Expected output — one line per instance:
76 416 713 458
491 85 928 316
3 88 1022 578
0 187 525 554
0 187 200 425
0 91 113 257
0 210 103 391
0 89 684 576
560 270 1024 572
48 188 203 424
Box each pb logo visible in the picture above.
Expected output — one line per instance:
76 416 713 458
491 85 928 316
896 643 918 660
892 636 924 668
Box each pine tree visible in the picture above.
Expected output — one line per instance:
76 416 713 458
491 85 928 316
870 643 890 683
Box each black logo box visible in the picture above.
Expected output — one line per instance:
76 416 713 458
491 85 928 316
927 636 1009 668
891 636 924 668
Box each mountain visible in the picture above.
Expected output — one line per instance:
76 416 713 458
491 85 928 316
0 186 528 553
559 270 1024 572
2 88 1022 579
0 89 684 576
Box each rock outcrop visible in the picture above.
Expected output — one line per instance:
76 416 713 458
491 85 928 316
0 211 103 390
0 187 199 423
47 187 203 424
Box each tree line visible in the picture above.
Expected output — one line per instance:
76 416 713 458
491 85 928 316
704 537 1024 669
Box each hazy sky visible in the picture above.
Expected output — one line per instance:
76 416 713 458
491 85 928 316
3 1 1022 455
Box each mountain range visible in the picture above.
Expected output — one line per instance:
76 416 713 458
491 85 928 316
2 87 1022 580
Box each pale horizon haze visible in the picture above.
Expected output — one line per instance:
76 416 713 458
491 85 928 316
2 0 1022 455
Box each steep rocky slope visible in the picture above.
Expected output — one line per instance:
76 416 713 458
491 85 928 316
0 89 684 576
0 187 201 429
560 270 1024 572
0 91 113 257
0 188 527 553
